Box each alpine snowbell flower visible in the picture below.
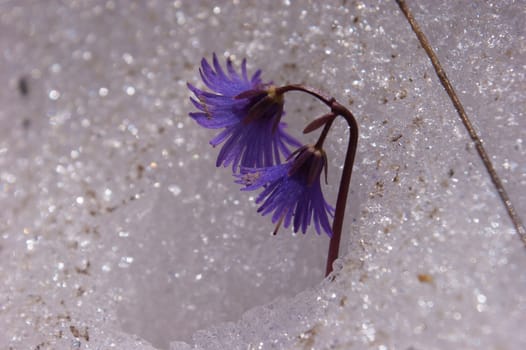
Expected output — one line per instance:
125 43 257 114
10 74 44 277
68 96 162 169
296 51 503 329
187 54 299 172
187 54 360 276
236 144 334 237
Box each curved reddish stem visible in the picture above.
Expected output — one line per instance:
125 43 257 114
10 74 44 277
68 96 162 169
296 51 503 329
325 101 359 276
278 85 359 276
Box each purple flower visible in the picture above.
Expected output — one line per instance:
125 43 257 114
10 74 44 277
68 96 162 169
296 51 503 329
187 54 300 172
236 145 334 236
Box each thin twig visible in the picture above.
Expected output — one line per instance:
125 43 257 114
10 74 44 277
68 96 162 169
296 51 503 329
396 0 526 245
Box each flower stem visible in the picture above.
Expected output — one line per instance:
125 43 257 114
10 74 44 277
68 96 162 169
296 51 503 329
325 101 359 276
278 85 359 277
314 117 335 149
276 84 334 106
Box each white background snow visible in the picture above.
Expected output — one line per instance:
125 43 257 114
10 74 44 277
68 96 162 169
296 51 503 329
0 1 524 349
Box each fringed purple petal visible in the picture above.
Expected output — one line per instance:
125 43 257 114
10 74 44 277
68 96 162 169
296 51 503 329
241 59 248 81
251 69 262 85
188 54 298 172
236 153 334 237
209 127 233 146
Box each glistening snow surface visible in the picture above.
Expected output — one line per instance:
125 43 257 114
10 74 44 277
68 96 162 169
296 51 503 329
0 1 524 349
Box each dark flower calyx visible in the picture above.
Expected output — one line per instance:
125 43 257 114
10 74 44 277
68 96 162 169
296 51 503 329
242 86 284 133
288 145 329 186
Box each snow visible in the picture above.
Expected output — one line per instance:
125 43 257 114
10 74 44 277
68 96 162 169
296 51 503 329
0 1 524 349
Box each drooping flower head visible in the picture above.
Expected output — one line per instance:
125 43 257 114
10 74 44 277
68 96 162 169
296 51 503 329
187 53 300 172
236 144 334 237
